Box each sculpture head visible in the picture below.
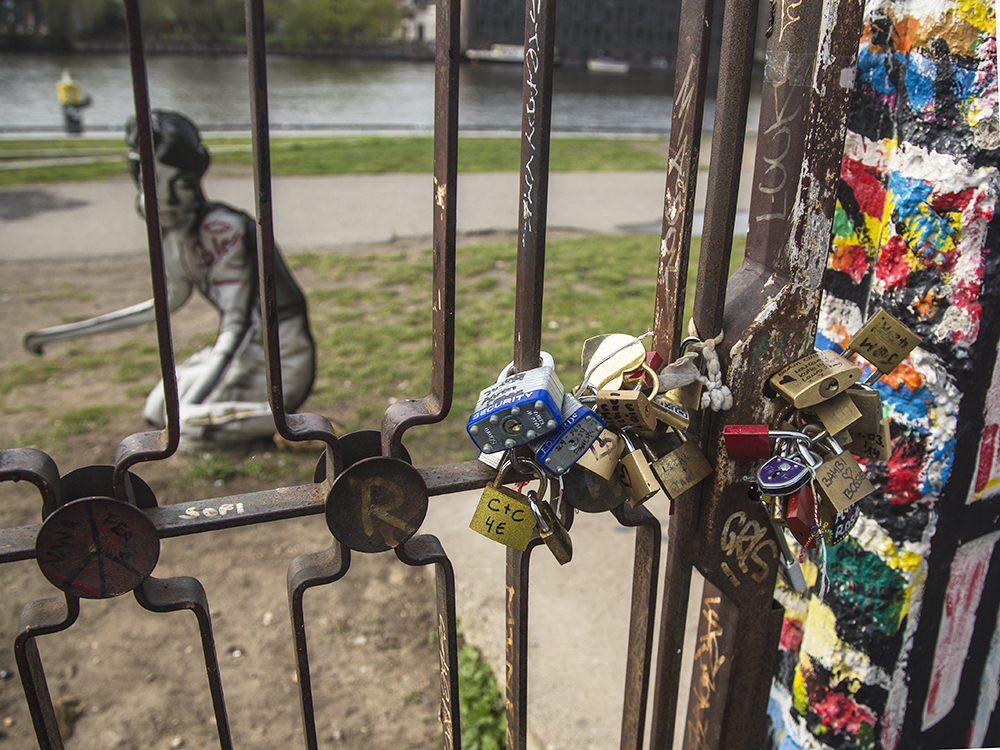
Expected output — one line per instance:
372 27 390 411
126 110 210 231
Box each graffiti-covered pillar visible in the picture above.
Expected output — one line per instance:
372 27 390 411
765 1 1000 748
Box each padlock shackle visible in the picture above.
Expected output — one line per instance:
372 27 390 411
578 333 650 395
497 452 549 500
495 351 556 384
527 492 551 533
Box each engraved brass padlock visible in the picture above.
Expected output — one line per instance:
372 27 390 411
651 433 713 500
769 349 863 408
849 416 892 462
469 456 538 551
594 390 657 432
813 436 875 512
575 427 624 480
618 432 659 507
649 395 690 432
529 489 573 565
846 308 920 378
847 384 884 436
809 391 862 437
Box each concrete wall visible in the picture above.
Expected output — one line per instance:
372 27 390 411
764 1 1000 748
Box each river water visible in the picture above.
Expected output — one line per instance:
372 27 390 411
1 52 759 135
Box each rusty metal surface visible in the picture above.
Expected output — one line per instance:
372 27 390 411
113 0 180 494
381 0 461 456
652 0 715 360
674 0 865 748
0 0 866 746
613 503 662 750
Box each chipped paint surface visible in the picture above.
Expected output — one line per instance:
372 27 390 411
766 0 1000 746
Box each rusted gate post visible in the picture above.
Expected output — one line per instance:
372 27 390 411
649 0 865 747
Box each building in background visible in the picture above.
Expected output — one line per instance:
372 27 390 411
460 0 728 72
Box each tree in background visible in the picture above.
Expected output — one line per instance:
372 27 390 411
2 0 404 51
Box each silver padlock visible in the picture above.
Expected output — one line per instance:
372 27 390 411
467 364 564 454
530 392 605 476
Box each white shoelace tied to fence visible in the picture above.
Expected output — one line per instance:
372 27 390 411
653 322 733 412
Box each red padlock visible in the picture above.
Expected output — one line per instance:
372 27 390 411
723 424 771 461
786 483 817 549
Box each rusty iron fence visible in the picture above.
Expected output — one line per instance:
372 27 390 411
0 0 864 747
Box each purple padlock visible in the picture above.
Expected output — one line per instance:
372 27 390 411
756 455 812 496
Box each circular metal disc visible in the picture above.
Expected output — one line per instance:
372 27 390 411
35 497 160 599
313 430 412 483
562 464 627 513
325 457 428 553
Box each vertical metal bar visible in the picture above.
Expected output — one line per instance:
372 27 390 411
649 0 756 745
244 0 342 461
505 540 542 750
681 582 738 749
382 0 461 456
506 1 557 746
135 576 234 749
287 544 351 750
396 535 463 750
512 0 556 373
611 504 661 750
677 0 864 747
691 0 758 342
651 0 715 359
14 596 80 750
113 0 180 497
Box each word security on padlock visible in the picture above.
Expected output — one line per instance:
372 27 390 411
467 363 565 454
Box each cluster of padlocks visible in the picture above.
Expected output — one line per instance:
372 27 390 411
467 334 714 565
724 309 920 591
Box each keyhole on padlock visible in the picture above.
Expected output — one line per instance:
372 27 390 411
820 377 839 396
503 417 523 434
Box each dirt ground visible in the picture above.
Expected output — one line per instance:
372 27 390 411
0 249 458 750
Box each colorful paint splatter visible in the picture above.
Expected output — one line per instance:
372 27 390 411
767 0 1000 747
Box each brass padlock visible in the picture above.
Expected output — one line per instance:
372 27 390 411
649 395 690 432
809 391 861 437
813 436 874 512
769 349 863 408
594 390 657 432
575 427 624 480
618 432 660 507
850 416 892 462
846 308 920 377
847 384 884 436
580 333 648 392
651 435 713 499
469 456 538 551
529 488 573 564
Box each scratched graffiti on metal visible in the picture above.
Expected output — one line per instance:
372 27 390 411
720 511 779 587
686 596 727 750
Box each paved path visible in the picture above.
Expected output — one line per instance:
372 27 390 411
0 158 756 260
0 165 756 748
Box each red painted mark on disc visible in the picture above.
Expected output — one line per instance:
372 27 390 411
35 497 160 599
